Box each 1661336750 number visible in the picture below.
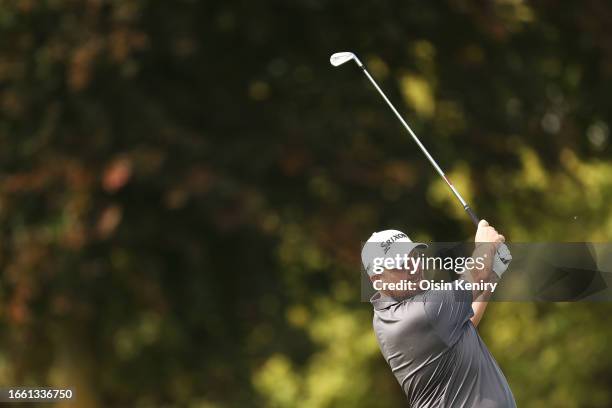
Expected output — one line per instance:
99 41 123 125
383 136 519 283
2 388 73 402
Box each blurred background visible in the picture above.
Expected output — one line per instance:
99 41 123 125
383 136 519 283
0 0 611 406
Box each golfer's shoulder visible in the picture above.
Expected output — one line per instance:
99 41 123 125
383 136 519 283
373 298 429 326
373 312 429 348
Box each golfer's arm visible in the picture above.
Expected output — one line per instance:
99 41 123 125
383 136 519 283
470 290 492 327
468 243 497 300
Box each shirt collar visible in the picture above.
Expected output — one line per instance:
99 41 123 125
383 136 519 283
370 292 400 310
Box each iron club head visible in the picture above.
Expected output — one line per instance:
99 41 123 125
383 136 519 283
330 52 363 68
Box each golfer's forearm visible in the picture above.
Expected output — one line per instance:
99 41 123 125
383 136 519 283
471 220 505 295
470 291 492 327
470 243 497 284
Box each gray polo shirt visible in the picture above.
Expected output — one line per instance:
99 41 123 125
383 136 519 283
371 284 516 407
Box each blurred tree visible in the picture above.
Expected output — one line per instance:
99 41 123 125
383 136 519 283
0 0 611 407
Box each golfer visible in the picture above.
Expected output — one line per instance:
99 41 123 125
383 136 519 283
362 220 516 407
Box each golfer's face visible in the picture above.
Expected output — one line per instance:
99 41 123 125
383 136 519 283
404 247 425 276
376 248 424 298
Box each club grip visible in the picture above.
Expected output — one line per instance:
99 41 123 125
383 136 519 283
464 205 480 226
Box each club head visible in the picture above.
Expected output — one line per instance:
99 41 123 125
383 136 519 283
330 52 363 68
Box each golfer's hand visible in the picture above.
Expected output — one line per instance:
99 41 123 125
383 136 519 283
471 220 505 293
475 220 505 246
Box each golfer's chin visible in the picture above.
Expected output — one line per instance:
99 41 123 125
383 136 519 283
386 282 425 301
384 290 409 301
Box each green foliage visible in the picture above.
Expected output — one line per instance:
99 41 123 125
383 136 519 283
0 0 611 406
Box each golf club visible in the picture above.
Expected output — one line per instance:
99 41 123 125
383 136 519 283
330 51 512 275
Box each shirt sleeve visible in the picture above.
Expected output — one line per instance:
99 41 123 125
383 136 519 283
422 279 474 347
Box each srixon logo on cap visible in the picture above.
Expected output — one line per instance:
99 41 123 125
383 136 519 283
380 233 408 254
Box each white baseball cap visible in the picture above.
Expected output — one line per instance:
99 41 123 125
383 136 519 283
361 229 427 276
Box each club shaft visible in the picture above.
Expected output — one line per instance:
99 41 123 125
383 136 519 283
359 66 479 225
